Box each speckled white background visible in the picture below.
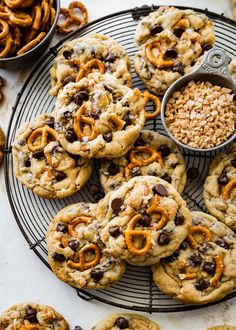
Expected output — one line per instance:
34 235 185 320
0 1 235 329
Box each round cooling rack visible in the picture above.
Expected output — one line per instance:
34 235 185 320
4 5 236 312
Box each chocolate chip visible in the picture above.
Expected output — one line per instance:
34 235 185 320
63 75 75 85
114 317 129 329
107 162 119 175
24 157 31 167
203 261 216 275
179 241 188 250
202 43 213 52
74 326 83 330
215 237 230 250
103 132 112 143
217 172 229 185
231 158 236 168
150 24 163 36
53 170 66 181
63 50 73 59
90 182 105 202
174 213 185 226
158 145 171 157
73 91 89 106
134 137 145 147
90 109 101 120
195 279 209 291
105 52 116 63
174 27 185 38
123 113 132 126
139 214 152 227
62 111 72 119
69 240 79 252
164 47 177 58
165 250 179 262
111 198 123 214
66 127 77 143
158 232 170 246
172 62 184 74
53 253 66 262
187 167 199 179
90 46 96 57
198 242 212 254
68 153 81 161
130 166 142 178
32 151 44 159
91 270 104 281
153 183 168 196
26 306 38 323
161 174 172 183
56 223 68 233
188 253 202 267
45 117 55 128
109 226 121 237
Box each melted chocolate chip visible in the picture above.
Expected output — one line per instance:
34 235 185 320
111 198 123 214
74 326 83 330
203 261 216 275
150 24 163 36
63 75 75 85
187 167 199 179
179 241 188 250
24 157 31 167
66 127 77 143
134 137 145 147
26 307 38 323
63 50 73 59
114 317 129 329
73 91 89 106
45 117 55 128
174 213 185 226
90 183 105 202
109 226 121 237
105 52 116 63
53 253 66 262
153 183 168 196
188 253 202 267
91 270 104 281
165 250 179 262
53 170 66 181
69 240 79 252
215 237 230 250
172 62 184 74
90 47 96 57
161 174 172 183
123 113 132 126
62 111 72 119
198 242 212 254
158 232 170 246
57 223 68 233
103 132 113 143
231 158 236 168
195 279 209 291
90 109 101 120
217 172 229 185
202 43 213 52
130 166 142 178
164 47 177 58
174 27 185 38
107 162 119 175
158 145 171 157
32 151 44 159
139 214 152 227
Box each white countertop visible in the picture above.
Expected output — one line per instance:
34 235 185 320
0 1 235 329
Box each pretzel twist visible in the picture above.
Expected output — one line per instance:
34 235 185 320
222 178 236 200
0 34 13 58
27 126 58 152
67 243 101 271
210 255 224 287
187 226 212 249
5 0 34 9
146 40 174 69
0 6 9 19
76 59 105 82
5 7 32 27
68 216 92 236
143 91 161 120
0 19 9 40
130 146 163 166
74 104 99 142
147 195 169 231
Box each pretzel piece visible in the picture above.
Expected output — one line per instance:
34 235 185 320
67 243 101 271
6 7 32 27
180 273 197 280
76 59 105 82
110 113 125 131
27 126 58 152
20 325 44 330
0 34 13 58
210 255 224 287
17 32 46 55
74 104 99 142
27 4 42 42
129 146 163 166
147 195 169 231
41 0 50 31
173 18 190 29
5 0 34 9
143 91 161 120
0 6 9 19
10 25 21 55
68 216 92 236
222 178 236 200
187 226 212 249
146 40 174 69
0 20 9 40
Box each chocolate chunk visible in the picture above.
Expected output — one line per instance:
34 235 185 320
109 226 121 237
105 52 116 63
114 317 129 329
179 241 188 250
91 270 104 281
158 145 171 157
202 43 213 52
111 198 123 214
158 232 170 246
150 24 163 36
172 62 184 74
24 157 31 167
123 113 132 126
63 50 73 59
174 27 185 38
231 158 236 168
153 183 168 196
32 151 44 159
203 261 216 275
63 75 75 85
26 306 38 323
69 240 79 252
161 174 172 183
66 127 77 143
56 223 68 233
90 46 96 57
62 111 72 119
164 47 177 58
73 91 89 105
174 213 185 226
188 253 202 267
165 251 179 262
53 170 66 181
217 172 229 185
195 279 209 291
53 253 66 262
130 166 142 178
107 162 119 175
45 117 55 128
187 167 199 179
74 326 83 330
103 132 113 143
68 153 81 161
90 182 105 202
198 242 212 254
139 214 151 227
134 137 145 147
90 109 101 120
215 237 230 250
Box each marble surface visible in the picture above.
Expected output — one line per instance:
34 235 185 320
0 1 235 329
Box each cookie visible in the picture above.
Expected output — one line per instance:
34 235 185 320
92 314 159 330
134 6 215 95
97 176 192 266
203 144 236 230
54 73 148 159
12 114 92 199
46 202 126 289
207 327 236 330
100 130 187 194
152 211 236 305
0 126 5 164
50 34 132 96
0 302 69 329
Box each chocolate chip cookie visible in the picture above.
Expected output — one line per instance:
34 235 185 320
92 314 159 330
204 143 236 230
97 176 192 266
152 211 236 305
54 73 147 159
0 302 69 329
50 34 132 96
100 130 187 194
12 114 92 199
134 6 215 95
46 202 126 289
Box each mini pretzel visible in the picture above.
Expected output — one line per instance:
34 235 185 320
143 91 161 120
146 41 174 69
210 255 224 287
147 195 168 231
187 226 212 249
0 19 9 40
17 32 46 55
76 59 105 82
0 6 9 20
110 113 125 131
5 0 34 9
222 177 236 200
5 7 32 27
180 273 197 280
0 34 13 58
27 4 42 42
129 146 163 166
67 243 101 271
74 104 98 142
68 216 92 236
27 126 58 152
125 214 152 256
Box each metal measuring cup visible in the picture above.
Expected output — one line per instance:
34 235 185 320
161 48 236 152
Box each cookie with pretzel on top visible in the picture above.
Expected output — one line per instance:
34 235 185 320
46 202 126 289
12 114 92 199
152 211 236 304
97 176 192 266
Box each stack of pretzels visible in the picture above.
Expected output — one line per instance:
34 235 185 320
0 0 56 58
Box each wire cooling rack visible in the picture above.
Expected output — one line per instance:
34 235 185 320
4 5 236 312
